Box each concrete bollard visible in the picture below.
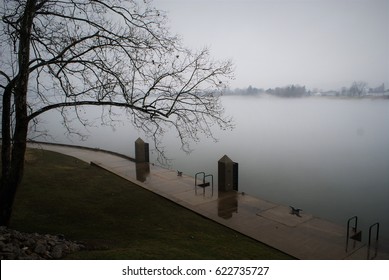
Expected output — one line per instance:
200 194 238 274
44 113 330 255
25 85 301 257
135 137 149 163
218 155 238 192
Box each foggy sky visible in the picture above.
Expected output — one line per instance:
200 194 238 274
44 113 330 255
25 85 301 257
153 0 389 91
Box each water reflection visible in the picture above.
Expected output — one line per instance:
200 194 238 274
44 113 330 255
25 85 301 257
194 184 214 197
135 162 150 182
217 191 238 219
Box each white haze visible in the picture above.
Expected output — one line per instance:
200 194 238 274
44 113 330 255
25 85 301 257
24 0 389 243
32 96 389 239
153 0 389 90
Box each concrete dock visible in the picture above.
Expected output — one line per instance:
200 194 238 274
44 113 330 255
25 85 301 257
28 142 389 259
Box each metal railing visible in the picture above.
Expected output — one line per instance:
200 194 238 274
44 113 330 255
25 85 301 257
195 172 213 196
367 222 380 259
346 216 382 259
346 216 361 252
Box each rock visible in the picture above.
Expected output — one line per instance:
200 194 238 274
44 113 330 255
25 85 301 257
51 245 63 259
34 241 47 254
0 227 83 260
2 243 14 253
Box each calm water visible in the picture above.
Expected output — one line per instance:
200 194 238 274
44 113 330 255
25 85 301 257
37 96 389 238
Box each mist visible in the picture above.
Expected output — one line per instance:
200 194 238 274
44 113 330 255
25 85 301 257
32 96 389 239
153 0 389 90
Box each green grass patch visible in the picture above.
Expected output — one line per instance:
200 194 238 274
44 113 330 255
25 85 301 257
9 148 293 259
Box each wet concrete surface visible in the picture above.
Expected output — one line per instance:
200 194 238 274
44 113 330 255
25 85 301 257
28 142 389 259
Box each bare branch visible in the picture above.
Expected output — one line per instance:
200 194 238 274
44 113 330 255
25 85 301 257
27 100 164 121
1 0 234 160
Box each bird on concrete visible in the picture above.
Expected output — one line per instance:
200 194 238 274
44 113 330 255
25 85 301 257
289 206 302 217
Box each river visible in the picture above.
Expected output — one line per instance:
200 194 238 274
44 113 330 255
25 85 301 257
34 95 389 239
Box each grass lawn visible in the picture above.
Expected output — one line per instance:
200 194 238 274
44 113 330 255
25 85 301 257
9 148 293 259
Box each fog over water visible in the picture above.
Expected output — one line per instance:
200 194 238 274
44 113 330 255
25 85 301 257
34 96 389 238
153 0 389 90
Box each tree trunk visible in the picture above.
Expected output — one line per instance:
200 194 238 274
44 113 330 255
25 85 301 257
0 86 13 226
0 96 29 226
1 86 12 181
0 0 36 226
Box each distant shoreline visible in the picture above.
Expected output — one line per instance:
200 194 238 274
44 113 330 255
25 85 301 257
222 93 389 100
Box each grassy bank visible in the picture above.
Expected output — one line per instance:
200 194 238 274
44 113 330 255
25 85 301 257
9 148 293 259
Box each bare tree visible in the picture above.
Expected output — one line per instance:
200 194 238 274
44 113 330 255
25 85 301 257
0 0 234 226
349 81 368 97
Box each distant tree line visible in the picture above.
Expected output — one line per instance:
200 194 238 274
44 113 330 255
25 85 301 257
224 84 307 97
340 81 368 97
370 83 386 93
225 82 387 98
265 85 307 97
224 85 264 96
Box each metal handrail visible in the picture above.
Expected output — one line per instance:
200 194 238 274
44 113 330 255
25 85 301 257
367 222 380 259
204 174 213 187
346 216 358 252
368 222 380 247
195 172 205 187
204 174 214 196
195 172 213 196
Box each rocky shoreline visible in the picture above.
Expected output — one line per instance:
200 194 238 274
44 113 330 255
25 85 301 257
0 227 84 260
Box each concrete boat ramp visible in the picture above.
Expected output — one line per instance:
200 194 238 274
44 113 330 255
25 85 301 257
28 142 389 260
